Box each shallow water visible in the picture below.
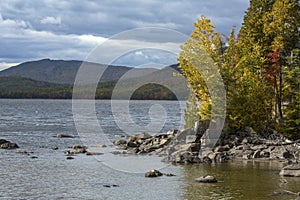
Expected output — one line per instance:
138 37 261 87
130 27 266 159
0 99 299 200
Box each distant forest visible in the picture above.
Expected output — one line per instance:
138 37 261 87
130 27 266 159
0 76 178 100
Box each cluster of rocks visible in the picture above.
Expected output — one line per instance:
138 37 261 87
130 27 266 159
114 120 300 165
0 139 19 149
113 131 178 154
113 120 300 177
144 169 216 183
63 144 104 159
144 169 176 178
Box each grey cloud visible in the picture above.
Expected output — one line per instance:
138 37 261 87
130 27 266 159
0 0 249 66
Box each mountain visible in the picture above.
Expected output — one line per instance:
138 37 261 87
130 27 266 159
0 59 188 100
0 59 156 84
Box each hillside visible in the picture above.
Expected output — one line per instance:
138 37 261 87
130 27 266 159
0 60 188 100
0 59 156 84
0 76 72 98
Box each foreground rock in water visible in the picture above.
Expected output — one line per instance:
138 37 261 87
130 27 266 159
280 164 300 177
195 176 218 183
0 139 19 149
145 169 163 178
56 134 74 138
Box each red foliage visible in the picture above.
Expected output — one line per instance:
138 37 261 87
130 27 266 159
264 47 280 85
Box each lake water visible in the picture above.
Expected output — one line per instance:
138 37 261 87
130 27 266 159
0 99 299 200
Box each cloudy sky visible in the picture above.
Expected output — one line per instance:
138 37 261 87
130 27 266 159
0 0 249 70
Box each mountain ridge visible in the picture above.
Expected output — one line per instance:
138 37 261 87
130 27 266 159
0 58 163 84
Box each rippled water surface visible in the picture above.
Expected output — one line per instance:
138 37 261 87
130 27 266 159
0 99 299 200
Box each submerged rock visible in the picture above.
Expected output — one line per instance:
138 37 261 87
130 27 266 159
195 175 218 183
164 173 176 177
280 164 300 177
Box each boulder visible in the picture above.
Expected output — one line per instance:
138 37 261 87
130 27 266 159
195 175 218 183
202 156 212 164
0 139 19 149
214 145 230 153
127 141 138 148
72 145 87 154
279 164 300 177
145 169 163 178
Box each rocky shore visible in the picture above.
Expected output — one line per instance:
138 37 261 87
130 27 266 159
113 120 300 176
1 120 299 178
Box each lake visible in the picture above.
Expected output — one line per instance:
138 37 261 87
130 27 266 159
0 99 299 200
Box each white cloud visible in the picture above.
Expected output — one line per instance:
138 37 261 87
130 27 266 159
0 62 20 71
40 16 61 25
0 15 107 64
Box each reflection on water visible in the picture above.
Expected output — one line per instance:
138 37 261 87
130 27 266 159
181 160 300 200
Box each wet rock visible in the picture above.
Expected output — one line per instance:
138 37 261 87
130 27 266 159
195 175 218 183
51 146 59 150
72 144 87 154
111 151 127 155
66 156 74 160
202 156 212 164
215 152 229 163
85 152 104 156
16 150 29 155
64 150 75 155
56 134 73 138
283 151 295 159
30 156 38 159
103 184 119 188
164 173 176 176
279 164 300 177
0 139 19 149
127 141 138 148
145 169 163 178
